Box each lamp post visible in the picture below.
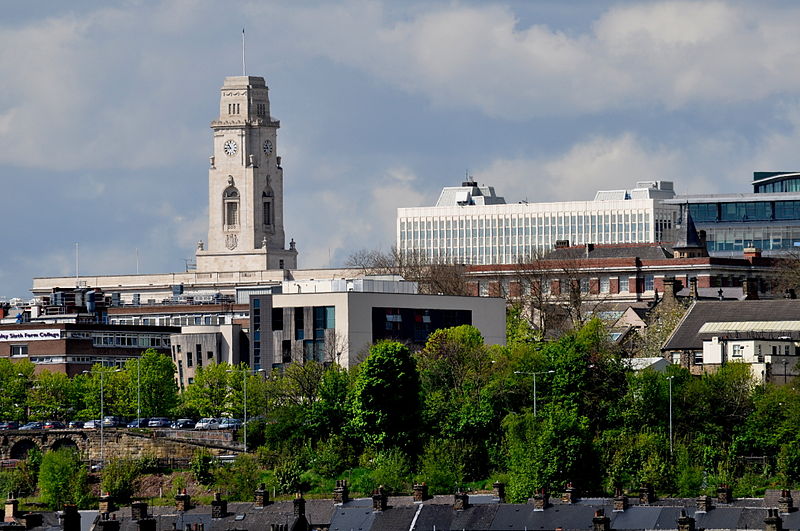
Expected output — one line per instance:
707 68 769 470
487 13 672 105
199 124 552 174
84 367 121 465
666 375 674 455
227 367 265 451
514 370 555 417
136 358 141 424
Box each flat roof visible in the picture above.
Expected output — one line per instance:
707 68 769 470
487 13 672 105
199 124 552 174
666 192 800 204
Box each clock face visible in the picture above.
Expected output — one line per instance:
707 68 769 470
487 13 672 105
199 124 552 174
263 139 273 156
223 139 238 156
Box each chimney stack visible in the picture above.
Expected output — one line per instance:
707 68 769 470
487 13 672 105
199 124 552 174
696 495 712 513
779 489 794 514
639 484 655 505
592 509 610 531
131 501 148 521
293 493 306 518
613 488 628 512
662 277 678 303
98 492 115 515
532 488 549 511
453 491 470 511
5 493 18 522
21 513 43 531
677 510 695 531
255 483 269 508
175 489 191 512
371 487 387 512
765 508 784 531
60 505 80 531
690 278 699 299
333 480 350 504
493 482 506 503
413 483 429 503
717 485 732 505
211 493 227 519
561 483 578 504
95 514 119 531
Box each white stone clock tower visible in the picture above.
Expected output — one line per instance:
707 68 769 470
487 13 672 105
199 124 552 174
196 76 298 272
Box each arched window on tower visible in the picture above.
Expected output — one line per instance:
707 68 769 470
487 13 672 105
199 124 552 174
223 187 240 229
263 188 274 227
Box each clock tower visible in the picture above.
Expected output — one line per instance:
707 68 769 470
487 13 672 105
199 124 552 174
196 76 298 272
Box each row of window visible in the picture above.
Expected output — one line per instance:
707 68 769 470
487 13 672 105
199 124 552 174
223 186 274 230
91 333 170 348
689 201 800 223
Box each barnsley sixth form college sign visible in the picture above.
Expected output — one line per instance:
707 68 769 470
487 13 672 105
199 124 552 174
0 329 62 342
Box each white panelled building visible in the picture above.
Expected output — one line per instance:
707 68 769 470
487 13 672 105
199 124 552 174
397 179 680 265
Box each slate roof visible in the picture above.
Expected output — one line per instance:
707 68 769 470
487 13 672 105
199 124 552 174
544 244 674 261
662 300 800 351
674 209 703 250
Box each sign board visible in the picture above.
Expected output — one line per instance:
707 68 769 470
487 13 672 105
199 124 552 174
0 329 62 342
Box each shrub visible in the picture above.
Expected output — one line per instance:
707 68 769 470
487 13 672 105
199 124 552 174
417 440 464 495
190 449 214 485
100 459 143 503
38 449 89 510
213 454 262 501
275 458 304 494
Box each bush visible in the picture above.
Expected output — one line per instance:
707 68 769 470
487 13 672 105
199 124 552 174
275 458 304 494
351 449 411 495
100 459 143 503
311 435 355 478
417 440 464 495
38 449 89 510
213 454 262 501
190 449 214 485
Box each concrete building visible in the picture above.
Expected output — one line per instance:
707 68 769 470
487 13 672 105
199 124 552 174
397 179 679 265
248 279 506 369
169 324 247 390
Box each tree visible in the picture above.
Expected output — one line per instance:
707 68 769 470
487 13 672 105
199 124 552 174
0 359 35 421
28 371 78 421
180 362 233 418
78 365 128 418
124 349 179 417
636 299 689 358
38 449 89 509
348 341 420 449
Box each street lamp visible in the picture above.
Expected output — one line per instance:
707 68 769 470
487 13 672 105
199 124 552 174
666 375 674 455
514 370 555 417
136 359 141 424
227 367 265 451
83 367 121 465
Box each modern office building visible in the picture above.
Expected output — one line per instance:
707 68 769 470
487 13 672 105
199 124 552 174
666 172 800 257
397 179 679 265
248 278 506 369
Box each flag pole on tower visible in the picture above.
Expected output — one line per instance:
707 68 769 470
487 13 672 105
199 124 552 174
242 27 246 76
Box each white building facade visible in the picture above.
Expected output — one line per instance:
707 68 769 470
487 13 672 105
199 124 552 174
397 180 679 265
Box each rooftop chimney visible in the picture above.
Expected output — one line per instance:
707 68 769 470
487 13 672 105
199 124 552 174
743 247 762 261
639 484 655 505
690 277 699 299
175 489 191 512
255 483 269 508
293 493 306 518
493 482 506 503
131 501 148 521
21 513 43 531
662 277 678 303
592 509 610 531
562 483 578 504
743 278 759 300
5 493 18 522
779 489 794 514
677 509 695 531
532 488 549 511
95 514 119 531
717 485 732 504
613 488 628 512
61 505 80 531
696 495 712 513
211 493 227 519
453 491 470 511
333 480 350 504
413 483 429 503
98 492 115 515
766 507 784 531
372 487 387 512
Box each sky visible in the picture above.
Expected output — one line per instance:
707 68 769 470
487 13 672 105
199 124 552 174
3 0 800 298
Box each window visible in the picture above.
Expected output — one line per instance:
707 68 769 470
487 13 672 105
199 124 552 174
186 352 193 367
207 351 213 360
263 189 273 226
644 275 654 292
282 340 292 363
272 308 284 330
294 307 304 340
732 344 744 358
10 345 28 357
600 277 610 294
694 351 703 364
223 187 240 228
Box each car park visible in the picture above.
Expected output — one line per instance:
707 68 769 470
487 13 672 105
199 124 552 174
194 418 220 430
67 421 83 429
42 421 65 430
127 418 150 428
83 419 100 429
171 418 196 429
147 417 171 428
0 421 19 430
102 416 125 428
19 421 43 430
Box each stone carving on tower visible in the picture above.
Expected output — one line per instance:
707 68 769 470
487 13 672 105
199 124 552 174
195 76 298 272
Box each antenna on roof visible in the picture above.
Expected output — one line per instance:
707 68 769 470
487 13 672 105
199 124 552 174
242 27 246 76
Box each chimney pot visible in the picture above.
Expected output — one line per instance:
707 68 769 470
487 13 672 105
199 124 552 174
561 483 578 504
613 488 628 512
255 483 269 508
412 483 429 503
211 493 227 519
696 495 712 513
493 482 506 503
766 507 784 531
532 488 549 511
453 491 470 511
61 504 80 531
371 487 387 512
677 509 696 531
717 485 732 504
639 484 655 505
779 489 794 514
293 493 306 517
333 480 350 504
592 508 610 531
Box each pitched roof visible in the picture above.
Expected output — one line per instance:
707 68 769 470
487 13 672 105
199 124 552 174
673 208 703 250
543 244 674 261
662 300 800 351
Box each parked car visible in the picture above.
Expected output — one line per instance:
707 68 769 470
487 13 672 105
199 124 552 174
147 417 171 428
219 418 242 430
127 418 150 428
194 418 220 430
171 418 196 430
42 421 65 430
102 416 125 428
83 419 101 429
19 421 43 430
67 420 83 429
0 421 19 430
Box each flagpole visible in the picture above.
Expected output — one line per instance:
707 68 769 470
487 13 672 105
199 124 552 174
242 28 246 76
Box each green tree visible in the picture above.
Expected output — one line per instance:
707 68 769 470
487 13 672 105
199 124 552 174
0 359 35 421
213 454 262 500
180 362 233 417
28 371 78 421
78 365 128 418
506 304 539 346
124 349 179 417
38 449 89 509
348 341 420 449
100 458 143 503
